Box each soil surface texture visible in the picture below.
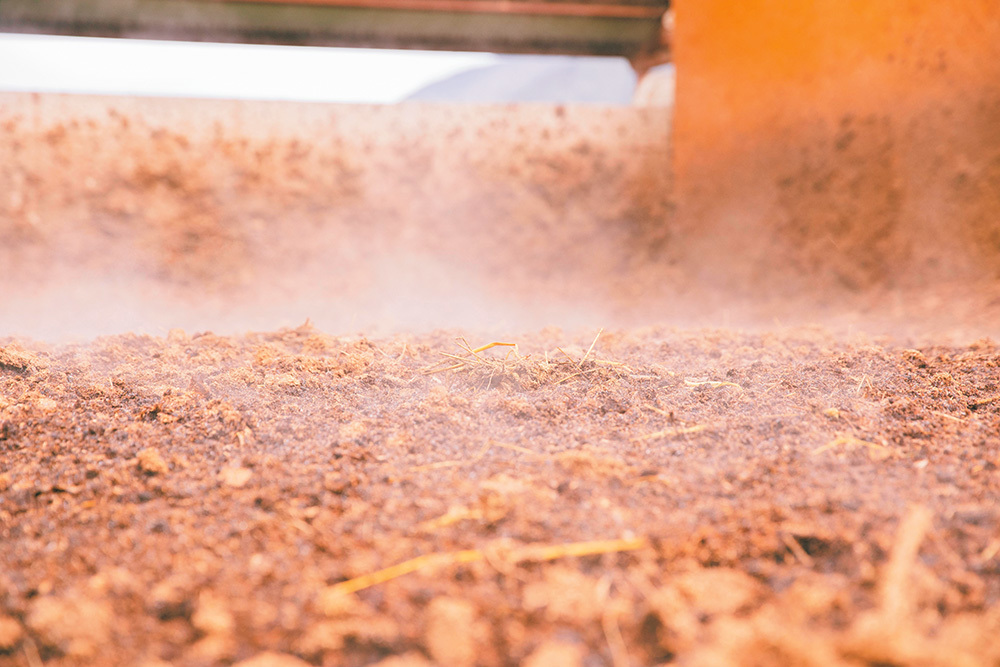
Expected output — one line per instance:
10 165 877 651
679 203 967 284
2 92 999 666
2 324 999 666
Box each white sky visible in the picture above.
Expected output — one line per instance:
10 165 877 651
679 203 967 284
0 32 499 103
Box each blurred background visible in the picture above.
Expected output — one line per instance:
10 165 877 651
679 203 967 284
0 32 668 105
1 1 998 342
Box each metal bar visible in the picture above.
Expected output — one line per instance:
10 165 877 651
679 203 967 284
0 0 666 56
208 0 666 19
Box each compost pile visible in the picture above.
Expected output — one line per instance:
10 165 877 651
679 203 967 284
1 94 1000 666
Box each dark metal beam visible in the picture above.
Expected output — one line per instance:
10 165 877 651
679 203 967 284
0 0 669 57
214 0 665 20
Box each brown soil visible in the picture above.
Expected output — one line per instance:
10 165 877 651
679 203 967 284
1 93 1000 666
3 326 999 666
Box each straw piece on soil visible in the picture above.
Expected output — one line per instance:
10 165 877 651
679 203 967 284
781 533 815 567
880 505 933 620
839 506 957 666
812 435 887 456
601 605 630 667
422 340 518 375
554 371 585 385
580 328 604 366
931 410 967 423
980 539 1000 562
635 425 707 441
21 637 43 667
418 506 485 531
969 394 1000 408
684 379 744 391
556 347 579 366
325 538 648 597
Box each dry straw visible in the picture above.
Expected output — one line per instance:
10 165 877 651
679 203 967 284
421 329 626 388
325 537 648 597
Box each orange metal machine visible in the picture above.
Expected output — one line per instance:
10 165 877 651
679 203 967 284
672 1 1000 293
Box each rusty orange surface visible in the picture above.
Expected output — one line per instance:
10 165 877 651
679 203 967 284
674 0 1000 171
669 0 1000 298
